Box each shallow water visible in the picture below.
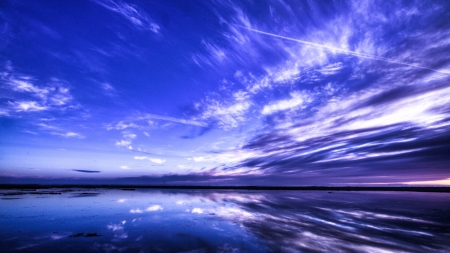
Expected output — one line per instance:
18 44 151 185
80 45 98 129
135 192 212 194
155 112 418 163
1 189 449 252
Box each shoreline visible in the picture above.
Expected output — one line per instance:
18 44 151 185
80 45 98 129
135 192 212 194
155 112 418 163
1 185 450 192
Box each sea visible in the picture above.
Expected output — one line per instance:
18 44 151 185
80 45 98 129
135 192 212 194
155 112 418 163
1 188 449 252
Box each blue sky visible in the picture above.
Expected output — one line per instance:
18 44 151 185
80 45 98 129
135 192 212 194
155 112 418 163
1 0 450 185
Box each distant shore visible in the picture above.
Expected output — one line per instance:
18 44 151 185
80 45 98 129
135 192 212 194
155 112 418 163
0 185 449 192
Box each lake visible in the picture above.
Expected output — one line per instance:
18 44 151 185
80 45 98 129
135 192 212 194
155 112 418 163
1 189 449 252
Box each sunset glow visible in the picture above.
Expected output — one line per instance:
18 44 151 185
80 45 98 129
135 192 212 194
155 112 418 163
403 178 450 186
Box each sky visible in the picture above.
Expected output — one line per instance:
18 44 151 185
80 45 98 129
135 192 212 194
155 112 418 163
1 0 450 185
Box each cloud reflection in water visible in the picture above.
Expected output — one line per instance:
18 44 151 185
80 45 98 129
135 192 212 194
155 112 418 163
0 189 449 252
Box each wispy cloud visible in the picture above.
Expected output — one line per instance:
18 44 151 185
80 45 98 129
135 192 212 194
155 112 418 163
145 113 208 127
32 122 86 139
261 91 311 115
22 130 37 135
217 77 450 178
9 78 49 98
106 114 208 133
146 205 163 211
175 0 450 182
130 205 163 213
52 132 85 139
123 133 136 139
186 0 450 135
116 140 131 147
114 131 137 150
190 157 206 162
134 156 165 164
10 77 73 106
197 91 252 129
107 121 140 130
99 82 118 97
0 109 9 116
36 123 61 130
92 0 160 33
9 101 48 112
240 26 450 75
1 66 75 115
100 82 114 91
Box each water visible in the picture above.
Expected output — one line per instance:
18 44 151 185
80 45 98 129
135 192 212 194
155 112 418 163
1 189 449 252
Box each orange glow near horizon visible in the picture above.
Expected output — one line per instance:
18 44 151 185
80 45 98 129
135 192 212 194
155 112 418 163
403 178 450 186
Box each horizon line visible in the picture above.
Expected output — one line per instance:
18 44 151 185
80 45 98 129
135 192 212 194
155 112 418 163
1 184 450 193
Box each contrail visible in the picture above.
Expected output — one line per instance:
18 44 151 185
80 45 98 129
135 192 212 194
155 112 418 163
240 26 450 75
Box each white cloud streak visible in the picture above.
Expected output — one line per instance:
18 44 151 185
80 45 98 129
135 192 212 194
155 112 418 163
116 140 131 147
130 205 163 213
134 156 166 164
92 0 160 33
107 121 140 130
145 113 208 127
99 82 118 97
146 205 163 211
51 132 85 139
198 91 252 129
191 157 206 162
123 133 136 139
2 68 75 115
9 101 48 112
240 26 450 75
262 91 310 115
9 79 49 98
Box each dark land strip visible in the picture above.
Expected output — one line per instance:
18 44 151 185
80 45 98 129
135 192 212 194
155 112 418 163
0 185 449 192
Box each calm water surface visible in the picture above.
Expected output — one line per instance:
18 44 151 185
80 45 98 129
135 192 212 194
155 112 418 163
1 189 449 252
